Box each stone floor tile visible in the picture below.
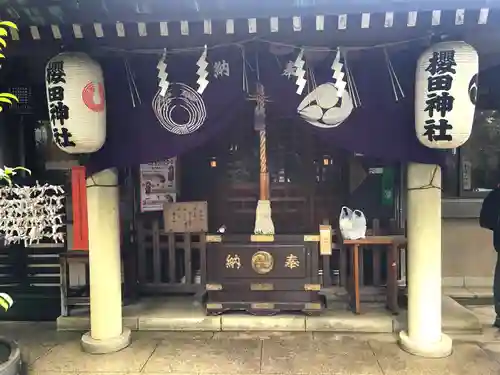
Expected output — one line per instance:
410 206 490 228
30 334 157 373
370 340 500 375
143 338 262 373
261 336 383 374
213 331 312 341
4 325 81 366
313 332 397 343
134 331 214 341
28 372 169 375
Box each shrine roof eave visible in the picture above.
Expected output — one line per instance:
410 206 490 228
3 5 500 59
0 0 498 26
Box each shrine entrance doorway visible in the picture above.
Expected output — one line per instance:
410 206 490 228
196 118 351 234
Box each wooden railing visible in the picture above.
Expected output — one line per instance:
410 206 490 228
60 216 405 303
136 216 206 294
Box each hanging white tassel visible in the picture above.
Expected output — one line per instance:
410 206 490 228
343 50 361 108
331 48 346 98
293 48 306 95
125 57 141 107
384 48 405 102
196 45 209 94
241 46 249 94
124 58 136 107
157 48 170 97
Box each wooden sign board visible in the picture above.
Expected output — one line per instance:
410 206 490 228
319 224 332 255
163 201 208 233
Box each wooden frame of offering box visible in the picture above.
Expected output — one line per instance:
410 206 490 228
204 234 323 315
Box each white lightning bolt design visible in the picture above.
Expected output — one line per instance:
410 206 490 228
196 45 209 94
293 49 306 95
332 49 346 98
157 50 169 97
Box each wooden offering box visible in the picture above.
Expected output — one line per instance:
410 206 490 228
204 234 323 315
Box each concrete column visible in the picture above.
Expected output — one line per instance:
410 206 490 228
398 163 452 358
81 168 131 354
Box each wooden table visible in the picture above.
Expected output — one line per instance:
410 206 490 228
343 236 407 315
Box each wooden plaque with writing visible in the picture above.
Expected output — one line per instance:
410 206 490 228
163 201 208 233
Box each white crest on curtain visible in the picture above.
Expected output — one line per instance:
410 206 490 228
152 83 207 135
297 82 354 128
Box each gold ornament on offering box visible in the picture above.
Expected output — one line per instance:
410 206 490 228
251 250 274 274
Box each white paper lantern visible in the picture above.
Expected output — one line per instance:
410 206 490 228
45 52 106 154
415 41 478 149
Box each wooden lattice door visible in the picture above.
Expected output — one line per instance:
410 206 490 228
209 119 349 234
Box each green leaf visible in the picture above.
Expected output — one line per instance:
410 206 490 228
11 167 31 175
0 93 18 101
0 98 13 105
0 299 8 311
0 21 18 30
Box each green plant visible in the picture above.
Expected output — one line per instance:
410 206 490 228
0 20 31 312
0 166 31 186
0 21 19 112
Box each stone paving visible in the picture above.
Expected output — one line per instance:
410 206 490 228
2 321 500 375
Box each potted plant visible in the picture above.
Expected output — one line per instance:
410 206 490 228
0 292 20 375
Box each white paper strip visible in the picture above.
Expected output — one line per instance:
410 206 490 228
116 22 125 37
407 11 418 27
180 20 189 35
270 17 279 32
10 27 19 40
361 13 370 28
478 8 489 24
338 14 347 30
432 10 441 26
248 18 257 33
196 46 209 94
30 26 40 40
94 23 104 38
50 24 61 39
316 15 324 31
293 16 302 31
226 19 235 34
455 9 465 25
160 21 169 36
204 19 212 34
384 12 394 28
138 22 147 36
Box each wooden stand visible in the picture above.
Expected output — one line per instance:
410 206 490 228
205 234 323 315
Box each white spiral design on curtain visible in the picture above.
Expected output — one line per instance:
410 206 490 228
152 82 207 135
